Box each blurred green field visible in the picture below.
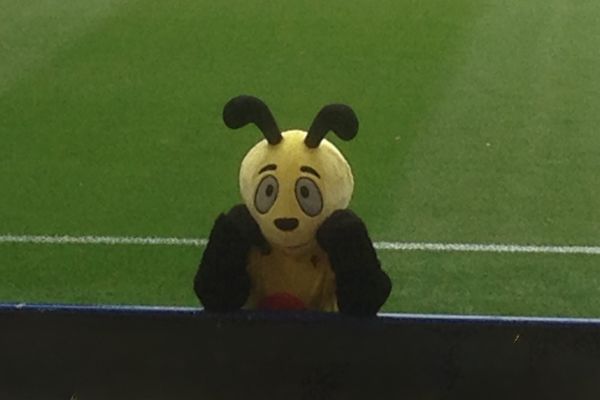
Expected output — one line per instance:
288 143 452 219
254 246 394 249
1 0 599 316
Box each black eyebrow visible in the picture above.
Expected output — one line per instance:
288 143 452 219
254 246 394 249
300 165 321 179
258 164 277 174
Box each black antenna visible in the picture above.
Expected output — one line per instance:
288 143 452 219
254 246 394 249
305 104 358 148
223 95 282 145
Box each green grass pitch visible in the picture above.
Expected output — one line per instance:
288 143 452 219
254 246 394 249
1 0 599 317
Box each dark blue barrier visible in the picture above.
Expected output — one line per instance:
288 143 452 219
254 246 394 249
1 303 600 399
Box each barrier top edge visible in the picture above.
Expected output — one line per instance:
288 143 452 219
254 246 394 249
2 302 600 327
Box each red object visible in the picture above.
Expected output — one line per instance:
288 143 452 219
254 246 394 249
259 293 306 311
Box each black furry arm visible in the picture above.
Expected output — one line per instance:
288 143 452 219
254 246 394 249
317 209 392 317
194 204 268 312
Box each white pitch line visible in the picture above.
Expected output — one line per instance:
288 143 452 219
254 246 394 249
375 241 600 255
1 234 600 255
0 234 207 247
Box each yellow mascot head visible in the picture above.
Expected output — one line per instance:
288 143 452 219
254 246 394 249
223 95 358 251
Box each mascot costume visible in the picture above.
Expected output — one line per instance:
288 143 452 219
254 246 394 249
194 95 391 317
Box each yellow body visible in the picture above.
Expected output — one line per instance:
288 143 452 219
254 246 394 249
244 241 338 311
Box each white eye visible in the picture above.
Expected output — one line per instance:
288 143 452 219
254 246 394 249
295 177 323 217
255 175 278 214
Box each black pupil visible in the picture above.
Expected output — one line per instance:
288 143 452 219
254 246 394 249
300 186 309 198
265 184 274 197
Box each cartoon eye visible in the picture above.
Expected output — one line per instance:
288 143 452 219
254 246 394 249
255 175 279 214
295 177 323 217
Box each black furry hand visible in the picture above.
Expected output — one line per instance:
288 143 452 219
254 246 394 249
317 209 372 264
225 204 270 254
317 209 392 317
194 204 267 312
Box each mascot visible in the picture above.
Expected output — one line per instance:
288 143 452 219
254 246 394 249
194 95 391 316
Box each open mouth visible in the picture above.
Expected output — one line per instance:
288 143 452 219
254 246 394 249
285 241 311 249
